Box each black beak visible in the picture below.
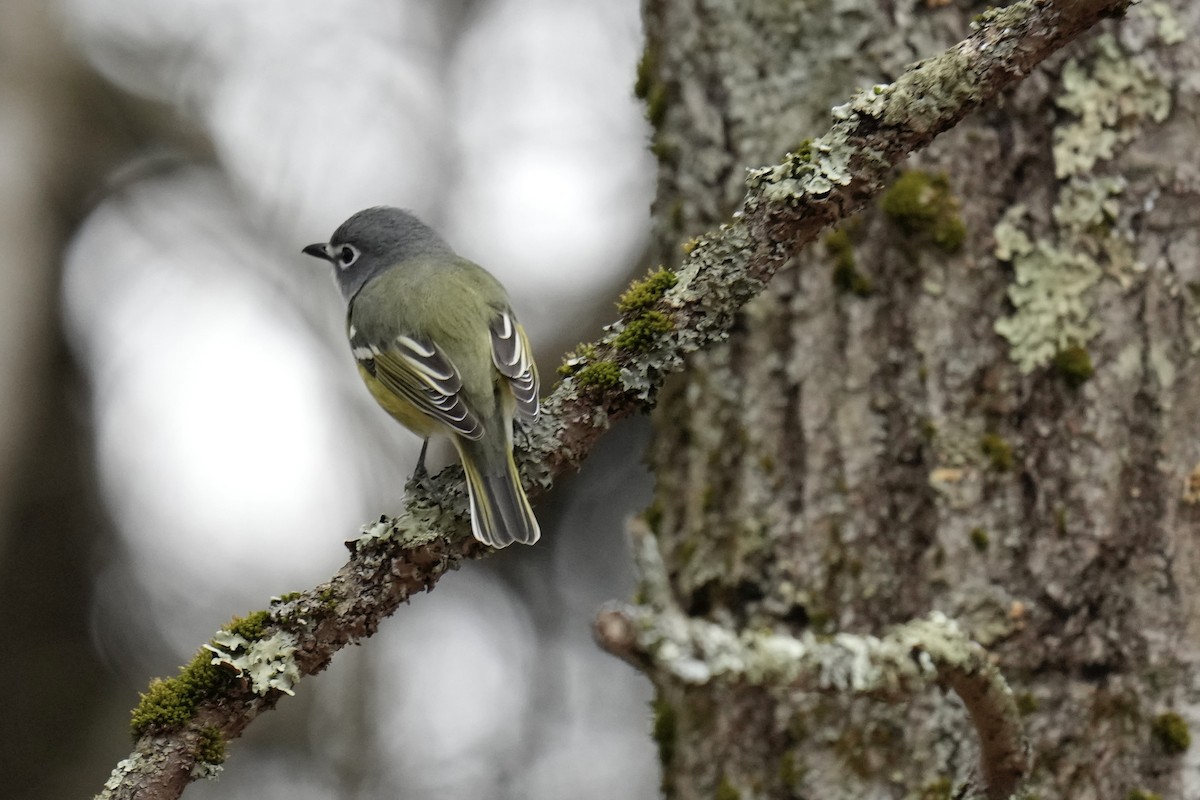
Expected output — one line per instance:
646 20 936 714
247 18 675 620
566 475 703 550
302 242 332 261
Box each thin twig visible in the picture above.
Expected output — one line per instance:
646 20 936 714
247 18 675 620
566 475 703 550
595 521 1028 799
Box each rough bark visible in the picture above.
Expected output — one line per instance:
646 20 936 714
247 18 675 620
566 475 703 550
641 0 1198 798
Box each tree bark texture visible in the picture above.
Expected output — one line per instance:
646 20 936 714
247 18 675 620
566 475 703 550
640 1 1199 798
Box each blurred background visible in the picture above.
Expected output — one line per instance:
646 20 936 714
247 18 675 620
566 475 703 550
0 1 659 798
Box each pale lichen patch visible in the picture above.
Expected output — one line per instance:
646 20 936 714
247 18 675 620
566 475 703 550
190 761 223 780
993 13 1175 373
1052 34 1170 179
744 123 860 206
205 630 301 696
103 754 150 792
1144 1 1186 45
994 175 1142 372
993 237 1103 373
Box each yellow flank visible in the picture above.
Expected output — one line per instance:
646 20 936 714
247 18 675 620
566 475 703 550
356 363 442 438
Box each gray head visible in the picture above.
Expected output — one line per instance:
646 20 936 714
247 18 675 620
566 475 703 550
302 206 453 302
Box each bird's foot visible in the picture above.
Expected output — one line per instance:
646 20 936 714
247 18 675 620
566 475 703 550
407 439 435 492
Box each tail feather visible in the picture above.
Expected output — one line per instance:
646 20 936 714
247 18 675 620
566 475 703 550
461 451 540 548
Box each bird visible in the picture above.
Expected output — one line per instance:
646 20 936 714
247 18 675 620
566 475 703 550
303 206 540 547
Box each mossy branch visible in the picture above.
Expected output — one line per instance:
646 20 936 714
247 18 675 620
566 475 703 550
97 1 1130 797
596 521 1028 800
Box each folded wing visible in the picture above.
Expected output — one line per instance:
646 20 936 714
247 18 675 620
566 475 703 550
489 309 539 423
352 332 484 440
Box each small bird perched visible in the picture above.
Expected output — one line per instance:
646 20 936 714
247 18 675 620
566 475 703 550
303 207 540 547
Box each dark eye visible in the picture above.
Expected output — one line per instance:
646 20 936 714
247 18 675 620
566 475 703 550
337 245 359 269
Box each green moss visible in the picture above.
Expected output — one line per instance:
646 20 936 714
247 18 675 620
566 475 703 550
793 138 814 162
826 228 872 297
715 776 740 800
643 501 664 535
274 592 302 604
881 171 942 227
668 200 686 232
225 610 271 641
1127 790 1163 800
881 170 966 254
615 311 673 352
676 537 698 569
646 83 670 128
633 47 655 100
920 419 938 442
1052 345 1094 388
650 136 679 166
576 361 621 390
777 753 805 791
931 545 945 569
556 342 599 378
196 726 227 765
619 268 678 315
1152 712 1191 755
633 43 672 132
969 527 990 552
652 697 677 769
936 218 966 252
130 650 232 736
920 777 954 800
1017 692 1039 715
980 434 1015 472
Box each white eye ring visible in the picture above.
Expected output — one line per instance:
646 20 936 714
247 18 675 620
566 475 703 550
337 244 360 270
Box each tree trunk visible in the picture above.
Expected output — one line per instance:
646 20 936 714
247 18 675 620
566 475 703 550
0 5 206 797
638 1 1199 797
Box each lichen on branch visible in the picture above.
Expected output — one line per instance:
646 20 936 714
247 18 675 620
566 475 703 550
596 522 1028 800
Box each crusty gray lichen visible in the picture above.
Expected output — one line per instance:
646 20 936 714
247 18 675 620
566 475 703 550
101 754 151 795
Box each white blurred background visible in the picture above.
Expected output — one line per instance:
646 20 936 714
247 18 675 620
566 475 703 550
0 2 659 798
